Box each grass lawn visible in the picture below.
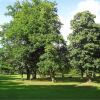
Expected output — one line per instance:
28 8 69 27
0 74 100 100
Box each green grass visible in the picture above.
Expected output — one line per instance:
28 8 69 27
0 74 100 100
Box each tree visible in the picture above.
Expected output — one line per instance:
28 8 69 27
37 35 70 82
68 11 100 81
57 42 70 78
1 0 62 80
37 43 59 82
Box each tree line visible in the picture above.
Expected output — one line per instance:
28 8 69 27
0 0 100 82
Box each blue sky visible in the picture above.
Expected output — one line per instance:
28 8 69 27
56 0 80 15
0 0 79 24
0 0 100 40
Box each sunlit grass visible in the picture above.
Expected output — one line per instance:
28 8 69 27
0 74 100 87
0 74 100 100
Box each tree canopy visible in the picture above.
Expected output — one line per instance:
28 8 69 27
0 0 69 81
68 11 100 81
0 1 100 82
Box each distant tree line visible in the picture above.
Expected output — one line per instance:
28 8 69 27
0 0 100 82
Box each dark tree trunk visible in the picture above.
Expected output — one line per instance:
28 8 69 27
61 72 64 79
26 67 31 80
80 67 84 79
21 73 23 80
99 68 100 77
26 72 30 80
80 71 84 79
21 70 24 80
93 67 96 78
99 73 100 77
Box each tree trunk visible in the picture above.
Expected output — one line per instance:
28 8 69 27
80 67 84 79
61 72 64 79
26 67 31 80
81 71 84 79
31 70 36 80
50 71 56 82
27 73 31 80
21 74 23 80
51 77 55 82
21 72 24 80
99 73 100 78
93 72 96 78
87 77 92 82
93 67 96 78
86 73 92 82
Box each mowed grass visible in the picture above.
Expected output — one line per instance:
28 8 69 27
0 74 100 100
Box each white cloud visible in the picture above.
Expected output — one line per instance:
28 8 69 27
60 0 100 40
73 0 100 23
60 16 72 41
59 13 73 41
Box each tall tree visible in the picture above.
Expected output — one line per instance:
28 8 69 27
57 42 70 78
37 35 69 82
1 0 62 80
68 11 100 81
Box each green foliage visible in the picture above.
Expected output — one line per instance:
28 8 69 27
37 43 59 75
0 0 69 80
70 11 95 32
68 11 100 80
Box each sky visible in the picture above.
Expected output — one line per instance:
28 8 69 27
0 0 100 40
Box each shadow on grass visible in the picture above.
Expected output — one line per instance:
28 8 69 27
92 76 100 83
1 74 100 83
42 76 100 83
28 76 87 83
0 80 100 100
0 75 100 100
56 77 87 83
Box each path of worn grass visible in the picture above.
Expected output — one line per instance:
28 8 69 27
0 74 100 100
